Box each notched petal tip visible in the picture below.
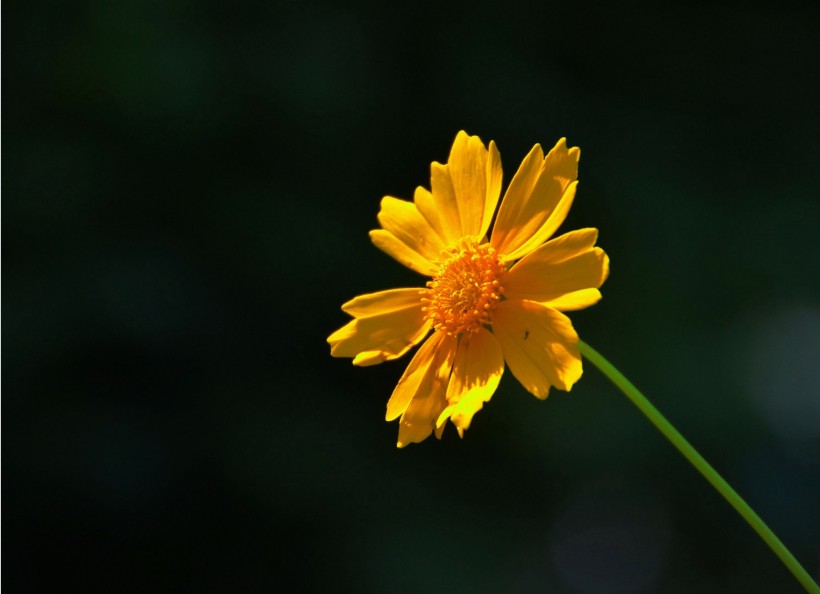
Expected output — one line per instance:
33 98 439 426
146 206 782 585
553 137 580 162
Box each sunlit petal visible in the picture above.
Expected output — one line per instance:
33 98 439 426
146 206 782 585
492 300 582 399
329 133 606 446
437 327 505 433
329 288 431 366
491 138 580 261
369 229 438 276
376 196 447 263
395 333 458 447
504 228 610 305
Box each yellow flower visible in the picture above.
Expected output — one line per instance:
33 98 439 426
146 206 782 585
328 131 609 447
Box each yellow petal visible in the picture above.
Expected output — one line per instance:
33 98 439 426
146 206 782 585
425 162 463 244
385 331 453 421
491 138 580 261
434 422 446 440
491 143 544 250
369 229 438 276
448 131 490 238
413 186 451 247
544 288 603 312
513 227 599 264
414 132 503 246
482 140 503 238
397 377 448 446
376 196 447 263
394 333 458 447
503 228 610 305
328 288 431 366
492 300 582 399
341 287 424 317
438 327 504 433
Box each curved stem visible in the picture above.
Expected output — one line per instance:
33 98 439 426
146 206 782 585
578 340 819 594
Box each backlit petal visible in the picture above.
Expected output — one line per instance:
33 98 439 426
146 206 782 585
426 162 463 244
492 300 582 399
513 227 599 264
491 143 544 251
394 333 458 447
415 133 502 246
328 288 431 366
438 327 504 433
386 331 455 422
448 131 490 237
503 228 609 305
413 186 451 247
376 196 447 263
369 229 438 276
491 138 580 261
482 140 503 238
544 289 603 311
340 287 424 318
385 333 439 421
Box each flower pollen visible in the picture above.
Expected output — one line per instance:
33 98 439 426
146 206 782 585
422 240 506 336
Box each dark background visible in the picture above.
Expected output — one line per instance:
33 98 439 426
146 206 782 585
5 1 820 592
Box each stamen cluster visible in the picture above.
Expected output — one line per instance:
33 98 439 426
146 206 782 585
421 240 506 336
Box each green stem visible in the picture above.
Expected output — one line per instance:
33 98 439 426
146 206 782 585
578 340 819 594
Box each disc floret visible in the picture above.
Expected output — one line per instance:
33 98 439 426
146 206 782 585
422 240 506 336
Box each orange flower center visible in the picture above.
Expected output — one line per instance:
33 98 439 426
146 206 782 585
422 240 506 336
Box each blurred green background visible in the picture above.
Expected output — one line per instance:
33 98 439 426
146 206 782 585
5 1 820 592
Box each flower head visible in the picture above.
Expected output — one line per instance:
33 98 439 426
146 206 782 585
328 132 609 447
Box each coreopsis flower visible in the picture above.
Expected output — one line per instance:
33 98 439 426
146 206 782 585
328 132 609 447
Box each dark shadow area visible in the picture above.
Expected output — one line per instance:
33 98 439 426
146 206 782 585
4 1 820 592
